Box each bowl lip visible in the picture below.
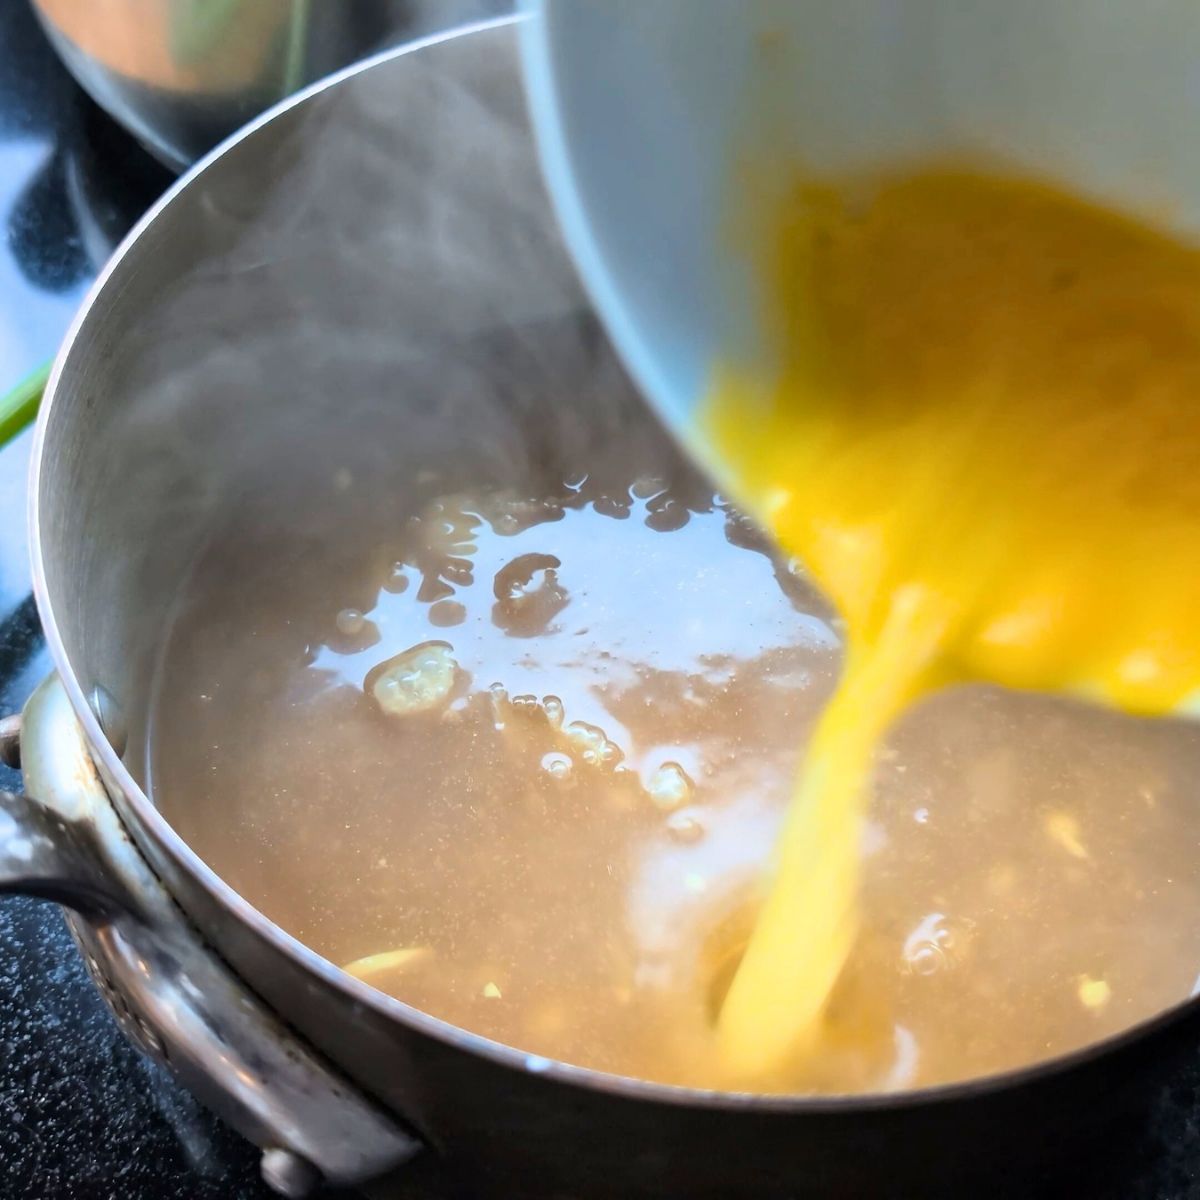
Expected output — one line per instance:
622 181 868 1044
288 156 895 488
517 1 695 436
28 12 1200 1117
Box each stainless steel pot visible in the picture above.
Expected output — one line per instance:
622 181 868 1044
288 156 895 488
31 0 509 170
4 16 1200 1199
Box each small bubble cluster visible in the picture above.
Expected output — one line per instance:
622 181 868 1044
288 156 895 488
646 762 695 811
901 912 970 977
565 721 625 769
543 695 564 728
369 641 458 717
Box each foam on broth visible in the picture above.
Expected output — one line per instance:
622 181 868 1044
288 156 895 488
149 446 1200 1093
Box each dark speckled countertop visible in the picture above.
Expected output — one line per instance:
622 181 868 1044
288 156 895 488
0 0 275 1194
5 0 1200 1196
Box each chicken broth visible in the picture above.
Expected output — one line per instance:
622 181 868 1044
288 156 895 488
149 444 1200 1093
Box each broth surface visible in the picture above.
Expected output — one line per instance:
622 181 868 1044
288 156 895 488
151 457 1200 1092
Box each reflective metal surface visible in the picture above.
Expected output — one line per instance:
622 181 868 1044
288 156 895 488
31 0 510 171
2 676 420 1196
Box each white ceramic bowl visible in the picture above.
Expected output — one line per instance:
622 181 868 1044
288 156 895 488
521 0 1200 466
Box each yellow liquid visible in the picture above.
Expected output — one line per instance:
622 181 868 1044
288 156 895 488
709 167 1200 1077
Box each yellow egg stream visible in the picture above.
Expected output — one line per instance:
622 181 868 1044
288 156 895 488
706 166 1200 1078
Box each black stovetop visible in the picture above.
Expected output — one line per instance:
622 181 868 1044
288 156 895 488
0 1 269 1195
4 0 1200 1196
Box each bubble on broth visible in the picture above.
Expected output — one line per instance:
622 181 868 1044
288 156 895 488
488 682 509 730
336 607 366 636
541 751 573 782
646 762 695 812
564 721 625 771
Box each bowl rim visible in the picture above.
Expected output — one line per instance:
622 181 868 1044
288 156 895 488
29 12 1200 1117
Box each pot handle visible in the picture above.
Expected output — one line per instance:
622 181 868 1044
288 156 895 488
0 674 422 1198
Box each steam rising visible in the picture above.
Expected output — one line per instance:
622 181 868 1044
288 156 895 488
39 21 703 779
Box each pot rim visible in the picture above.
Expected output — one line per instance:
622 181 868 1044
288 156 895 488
28 13 1200 1117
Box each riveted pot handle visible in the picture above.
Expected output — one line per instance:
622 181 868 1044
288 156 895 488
1 674 422 1198
0 785 132 914
0 707 137 917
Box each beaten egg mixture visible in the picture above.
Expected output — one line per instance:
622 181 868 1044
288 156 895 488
709 166 1200 1077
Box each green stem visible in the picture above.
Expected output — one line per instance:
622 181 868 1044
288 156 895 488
169 0 249 66
0 361 50 449
282 0 311 94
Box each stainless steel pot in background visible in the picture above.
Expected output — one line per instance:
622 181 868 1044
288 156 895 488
5 15 1200 1199
30 0 510 170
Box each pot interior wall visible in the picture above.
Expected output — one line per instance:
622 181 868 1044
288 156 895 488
36 21 646 786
